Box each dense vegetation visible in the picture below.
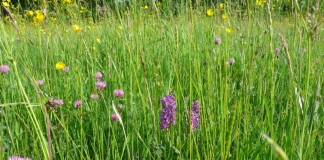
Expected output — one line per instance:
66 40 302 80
0 0 323 159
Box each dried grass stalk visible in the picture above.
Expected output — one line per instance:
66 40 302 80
279 33 293 74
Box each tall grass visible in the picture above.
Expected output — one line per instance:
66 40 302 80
0 1 323 159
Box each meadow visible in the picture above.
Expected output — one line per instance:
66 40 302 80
0 0 323 159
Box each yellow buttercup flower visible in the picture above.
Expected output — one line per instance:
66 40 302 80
221 13 227 20
207 9 214 16
144 5 149 9
226 27 234 33
72 25 82 33
33 10 45 24
2 2 10 7
256 0 266 7
219 3 224 9
96 38 101 43
34 14 45 23
55 62 66 70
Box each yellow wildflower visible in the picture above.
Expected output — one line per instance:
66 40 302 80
55 62 66 70
2 2 10 7
35 10 43 15
63 0 71 3
207 9 214 16
219 3 224 9
118 25 123 30
33 10 45 24
226 27 234 33
26 10 34 16
96 38 101 43
72 25 82 33
144 5 149 9
221 13 227 20
256 0 266 7
50 17 57 22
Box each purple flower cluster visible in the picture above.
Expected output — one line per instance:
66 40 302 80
190 100 200 131
90 93 99 100
275 47 280 54
63 66 69 72
94 71 106 90
74 100 82 107
36 80 44 86
90 71 106 100
228 58 235 65
9 156 31 160
96 81 106 90
0 65 9 74
160 94 177 130
113 89 124 97
95 72 103 80
111 113 119 122
214 37 222 45
46 99 63 111
52 99 64 107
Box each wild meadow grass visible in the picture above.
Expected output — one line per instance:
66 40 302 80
0 1 323 159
